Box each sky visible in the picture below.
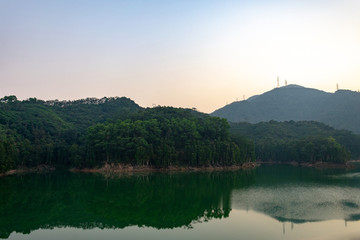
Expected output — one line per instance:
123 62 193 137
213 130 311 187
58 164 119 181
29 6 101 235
1 0 360 113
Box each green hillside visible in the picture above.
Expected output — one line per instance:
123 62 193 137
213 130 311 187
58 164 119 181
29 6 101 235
212 85 360 134
230 121 359 162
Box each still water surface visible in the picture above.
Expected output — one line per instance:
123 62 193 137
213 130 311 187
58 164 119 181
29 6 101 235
1 164 360 240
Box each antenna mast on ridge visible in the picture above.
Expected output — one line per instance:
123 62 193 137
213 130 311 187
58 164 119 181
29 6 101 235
277 76 280 88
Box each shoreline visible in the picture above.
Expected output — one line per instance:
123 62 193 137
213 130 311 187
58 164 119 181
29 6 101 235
0 162 258 177
1 160 358 177
348 159 360 163
259 161 355 169
69 162 259 174
0 165 55 177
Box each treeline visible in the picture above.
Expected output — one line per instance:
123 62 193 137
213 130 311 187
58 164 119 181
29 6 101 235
255 137 350 164
0 96 254 172
230 121 357 163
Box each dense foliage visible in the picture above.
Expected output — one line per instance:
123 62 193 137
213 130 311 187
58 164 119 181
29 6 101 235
230 121 356 163
0 96 141 172
84 108 255 168
0 96 254 172
254 137 350 164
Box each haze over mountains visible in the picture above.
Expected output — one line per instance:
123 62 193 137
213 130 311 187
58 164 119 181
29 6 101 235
211 85 360 134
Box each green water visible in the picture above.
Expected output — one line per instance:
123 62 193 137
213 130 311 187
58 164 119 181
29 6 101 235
1 164 360 240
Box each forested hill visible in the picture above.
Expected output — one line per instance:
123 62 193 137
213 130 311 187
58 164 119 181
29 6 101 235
230 121 359 163
212 85 360 134
0 95 142 130
0 96 255 172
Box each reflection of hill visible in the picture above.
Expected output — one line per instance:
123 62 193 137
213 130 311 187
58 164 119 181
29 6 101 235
0 170 255 239
232 165 360 223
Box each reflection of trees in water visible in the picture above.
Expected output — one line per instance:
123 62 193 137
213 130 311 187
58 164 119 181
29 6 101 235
0 170 256 239
232 165 360 224
3 165 359 239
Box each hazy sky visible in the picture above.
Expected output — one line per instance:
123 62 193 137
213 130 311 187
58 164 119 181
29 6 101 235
1 0 359 113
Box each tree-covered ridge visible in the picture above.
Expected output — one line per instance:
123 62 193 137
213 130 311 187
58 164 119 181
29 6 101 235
84 107 255 168
230 121 357 163
0 96 254 172
48 96 143 131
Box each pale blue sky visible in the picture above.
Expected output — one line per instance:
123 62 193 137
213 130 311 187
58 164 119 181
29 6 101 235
1 0 359 112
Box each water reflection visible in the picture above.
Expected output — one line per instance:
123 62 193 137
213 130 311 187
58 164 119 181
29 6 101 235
1 165 360 239
0 170 254 239
233 185 360 223
232 165 360 223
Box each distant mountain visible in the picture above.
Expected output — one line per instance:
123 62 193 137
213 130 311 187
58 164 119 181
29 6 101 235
212 85 360 134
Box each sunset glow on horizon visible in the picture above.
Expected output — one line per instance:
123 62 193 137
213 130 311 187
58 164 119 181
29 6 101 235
1 0 360 113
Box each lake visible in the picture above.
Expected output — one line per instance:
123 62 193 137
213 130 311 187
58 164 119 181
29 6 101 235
1 164 360 240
